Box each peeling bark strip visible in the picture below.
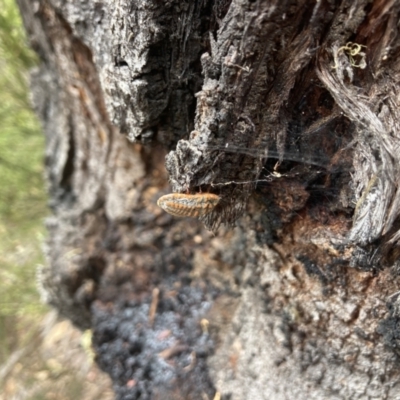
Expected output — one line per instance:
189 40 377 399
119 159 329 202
17 0 400 399
165 0 355 230
165 0 400 246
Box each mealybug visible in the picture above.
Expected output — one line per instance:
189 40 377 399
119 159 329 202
157 193 220 218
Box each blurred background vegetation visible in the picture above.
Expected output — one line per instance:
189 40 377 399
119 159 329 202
0 0 47 347
0 0 113 398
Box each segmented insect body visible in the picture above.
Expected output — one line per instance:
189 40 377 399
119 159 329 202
157 193 220 218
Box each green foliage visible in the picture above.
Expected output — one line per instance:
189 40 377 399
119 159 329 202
0 0 47 321
0 0 45 224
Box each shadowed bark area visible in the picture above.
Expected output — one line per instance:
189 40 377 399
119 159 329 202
17 0 400 398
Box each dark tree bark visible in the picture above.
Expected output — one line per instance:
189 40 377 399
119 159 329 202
17 0 400 398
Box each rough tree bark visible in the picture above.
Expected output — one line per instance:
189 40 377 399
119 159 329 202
17 0 400 399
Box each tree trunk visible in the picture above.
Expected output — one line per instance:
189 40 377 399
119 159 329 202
17 0 400 398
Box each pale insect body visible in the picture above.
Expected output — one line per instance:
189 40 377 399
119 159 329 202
157 193 220 218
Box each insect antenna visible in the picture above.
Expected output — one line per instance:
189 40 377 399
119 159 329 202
206 145 333 169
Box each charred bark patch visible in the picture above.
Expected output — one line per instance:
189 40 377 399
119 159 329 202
18 0 400 398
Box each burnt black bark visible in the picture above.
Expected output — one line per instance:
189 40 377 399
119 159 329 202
17 0 400 399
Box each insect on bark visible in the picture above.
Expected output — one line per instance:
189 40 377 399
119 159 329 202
157 193 220 218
